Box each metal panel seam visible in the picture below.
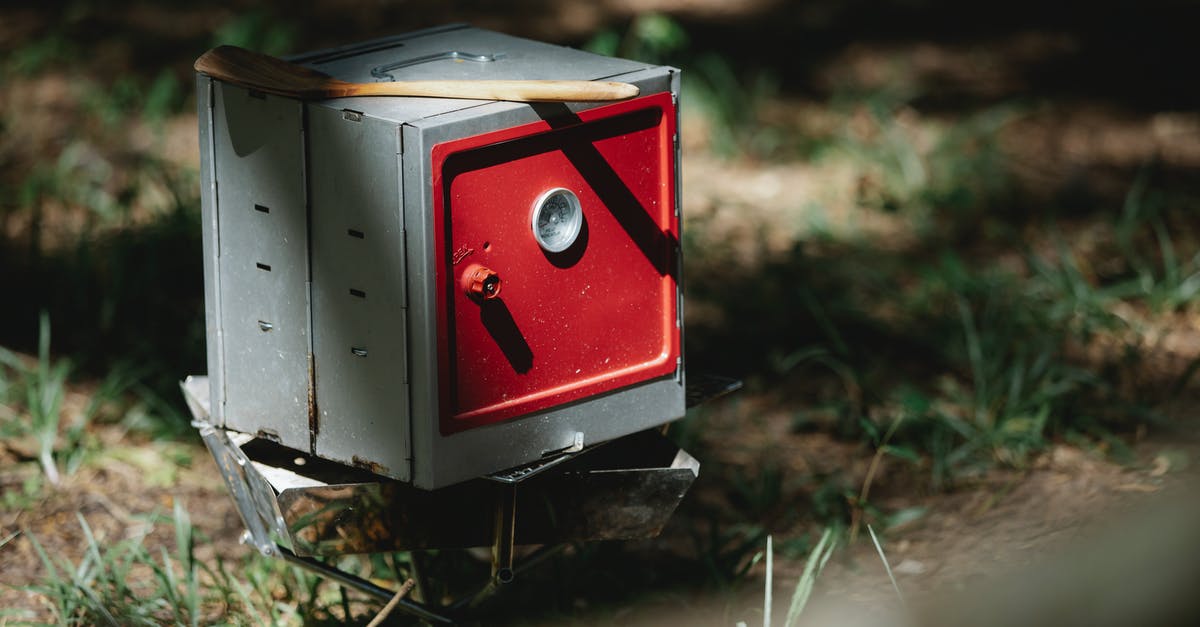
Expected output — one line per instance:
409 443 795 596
399 123 414 481
398 120 412 478
301 104 319 454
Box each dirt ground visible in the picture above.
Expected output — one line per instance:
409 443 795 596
4 399 1198 624
511 405 1200 626
0 431 253 618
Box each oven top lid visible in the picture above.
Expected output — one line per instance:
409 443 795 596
286 24 654 123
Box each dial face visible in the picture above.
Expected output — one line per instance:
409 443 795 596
532 188 582 253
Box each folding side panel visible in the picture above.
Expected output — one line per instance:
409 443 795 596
307 106 411 480
212 83 311 450
197 75 224 426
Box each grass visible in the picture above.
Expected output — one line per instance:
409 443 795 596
18 503 304 626
0 315 171 488
671 36 1199 567
684 87 1197 486
1113 167 1200 311
866 525 904 609
0 314 129 486
22 504 211 625
675 144 1198 578
783 528 838 627
735 529 839 627
11 501 419 625
0 314 71 485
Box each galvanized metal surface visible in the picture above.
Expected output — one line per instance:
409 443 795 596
211 83 312 451
306 104 411 478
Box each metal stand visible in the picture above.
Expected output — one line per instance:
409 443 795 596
182 374 740 623
275 544 456 624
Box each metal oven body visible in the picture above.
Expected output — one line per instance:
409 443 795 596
197 24 684 489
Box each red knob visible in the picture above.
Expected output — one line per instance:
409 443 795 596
461 264 502 300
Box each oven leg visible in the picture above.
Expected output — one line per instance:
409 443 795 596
456 543 568 611
492 482 517 584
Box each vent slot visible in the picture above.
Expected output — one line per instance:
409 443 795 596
347 228 365 239
254 203 270 214
256 262 272 272
349 288 366 299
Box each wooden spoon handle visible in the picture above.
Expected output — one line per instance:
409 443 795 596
194 45 639 103
340 79 639 102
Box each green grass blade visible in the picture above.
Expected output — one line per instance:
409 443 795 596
783 528 836 627
867 524 906 608
764 534 773 627
173 500 201 627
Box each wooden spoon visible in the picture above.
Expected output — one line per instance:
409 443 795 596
194 45 640 103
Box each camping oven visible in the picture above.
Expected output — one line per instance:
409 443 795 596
195 24 684 489
186 26 740 617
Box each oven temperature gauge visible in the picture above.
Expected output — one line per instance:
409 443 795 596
531 188 583 253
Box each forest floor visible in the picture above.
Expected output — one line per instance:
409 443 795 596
3 1 1200 625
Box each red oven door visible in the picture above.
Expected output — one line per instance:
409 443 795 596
431 92 680 434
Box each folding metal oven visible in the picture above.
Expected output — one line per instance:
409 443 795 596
196 23 688 488
185 23 738 619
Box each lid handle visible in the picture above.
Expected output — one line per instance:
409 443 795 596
371 51 505 81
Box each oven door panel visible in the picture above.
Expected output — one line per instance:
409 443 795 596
432 93 680 434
